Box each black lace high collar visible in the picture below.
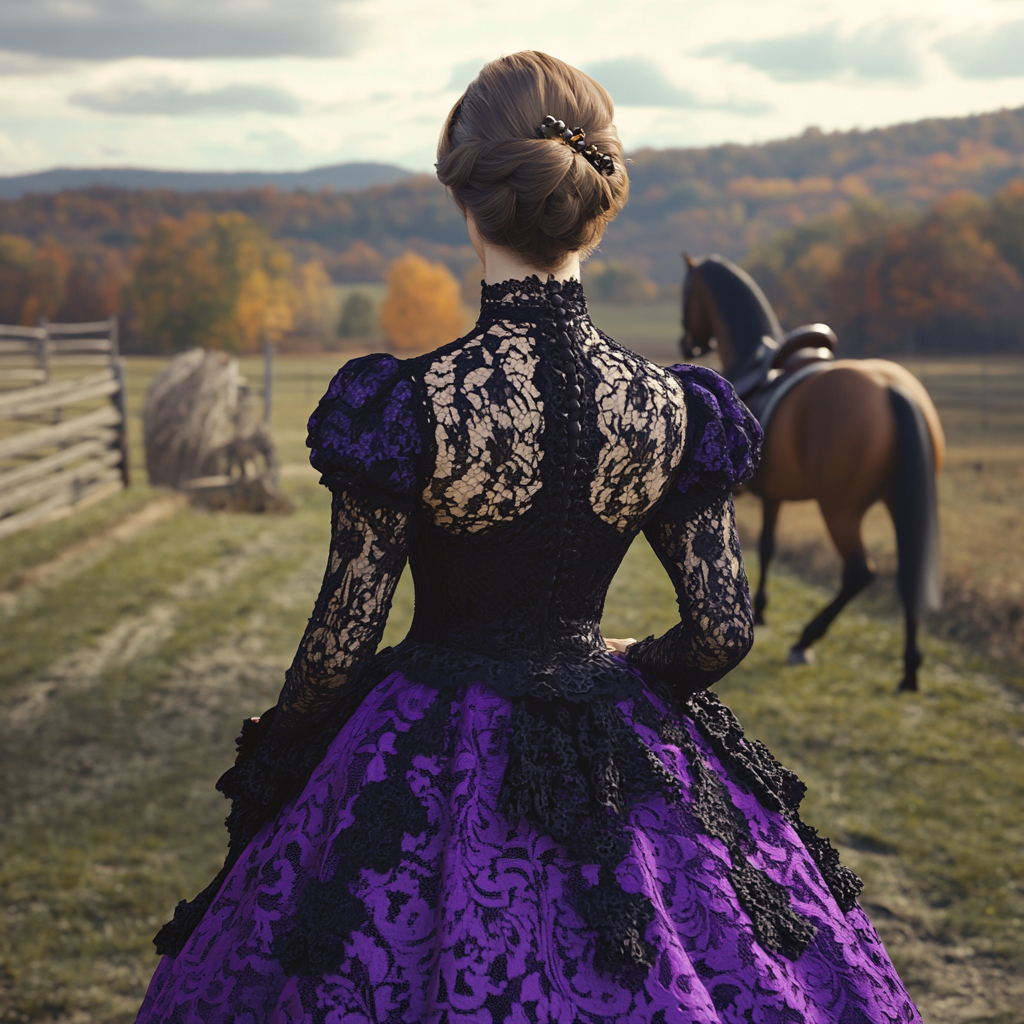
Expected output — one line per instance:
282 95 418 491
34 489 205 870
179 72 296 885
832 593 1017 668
479 275 588 321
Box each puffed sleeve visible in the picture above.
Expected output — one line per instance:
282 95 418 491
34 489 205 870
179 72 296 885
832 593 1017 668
306 352 423 509
666 363 761 505
626 365 762 694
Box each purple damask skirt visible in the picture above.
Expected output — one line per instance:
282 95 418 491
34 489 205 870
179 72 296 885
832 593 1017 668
136 673 919 1024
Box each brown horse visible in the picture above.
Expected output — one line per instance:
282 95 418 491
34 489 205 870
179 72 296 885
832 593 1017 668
681 254 944 691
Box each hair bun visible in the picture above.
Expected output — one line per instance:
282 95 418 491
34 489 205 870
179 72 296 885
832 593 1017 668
436 51 629 272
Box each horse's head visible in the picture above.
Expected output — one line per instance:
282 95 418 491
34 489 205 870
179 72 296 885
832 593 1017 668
680 253 717 359
681 253 782 377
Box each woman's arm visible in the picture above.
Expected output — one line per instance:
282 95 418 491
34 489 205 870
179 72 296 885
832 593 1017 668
626 486 754 693
242 488 411 749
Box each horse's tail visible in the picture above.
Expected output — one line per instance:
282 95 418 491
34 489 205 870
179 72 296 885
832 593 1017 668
889 387 941 616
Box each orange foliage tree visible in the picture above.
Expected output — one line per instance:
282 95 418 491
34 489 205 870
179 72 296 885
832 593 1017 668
127 212 295 351
0 234 125 326
746 183 1024 354
380 252 464 353
827 192 1022 353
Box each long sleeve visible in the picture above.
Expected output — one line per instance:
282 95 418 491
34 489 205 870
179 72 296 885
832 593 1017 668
626 361 763 694
273 489 412 731
627 487 753 691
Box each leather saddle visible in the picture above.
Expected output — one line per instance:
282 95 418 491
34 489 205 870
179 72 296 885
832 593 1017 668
728 323 838 431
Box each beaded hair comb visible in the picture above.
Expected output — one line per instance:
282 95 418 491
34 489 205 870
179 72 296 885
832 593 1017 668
539 115 616 177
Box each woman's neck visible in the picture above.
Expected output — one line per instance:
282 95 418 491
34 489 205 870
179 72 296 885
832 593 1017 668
466 213 580 285
480 244 581 286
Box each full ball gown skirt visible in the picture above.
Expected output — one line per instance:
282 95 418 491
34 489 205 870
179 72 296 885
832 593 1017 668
137 671 917 1023
137 277 919 1023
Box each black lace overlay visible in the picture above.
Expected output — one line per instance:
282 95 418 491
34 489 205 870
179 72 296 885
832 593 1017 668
154 275 863 983
276 490 412 727
627 489 753 691
685 689 864 914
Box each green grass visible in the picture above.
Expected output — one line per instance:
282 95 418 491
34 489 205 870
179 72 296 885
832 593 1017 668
1 353 1022 1021
4 517 1022 1021
588 301 683 363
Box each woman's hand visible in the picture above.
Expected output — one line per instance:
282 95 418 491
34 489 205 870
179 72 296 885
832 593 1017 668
234 707 277 765
604 637 637 654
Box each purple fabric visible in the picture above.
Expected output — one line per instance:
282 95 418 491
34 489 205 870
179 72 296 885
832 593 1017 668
306 353 421 502
137 673 919 1024
666 365 762 498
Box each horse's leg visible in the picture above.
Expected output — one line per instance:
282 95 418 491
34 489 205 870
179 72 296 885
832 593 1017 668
788 506 875 664
899 611 922 693
753 498 780 625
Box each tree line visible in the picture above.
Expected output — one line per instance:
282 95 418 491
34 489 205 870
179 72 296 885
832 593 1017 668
745 182 1024 355
3 102 1024 353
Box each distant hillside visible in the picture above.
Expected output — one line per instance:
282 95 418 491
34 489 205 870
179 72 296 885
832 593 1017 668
604 104 1024 283
3 104 1024 290
0 161 415 199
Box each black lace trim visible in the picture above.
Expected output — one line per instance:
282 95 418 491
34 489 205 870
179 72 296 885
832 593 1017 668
685 690 864 913
155 676 861 974
629 696 820 962
479 275 587 318
249 684 683 980
499 693 680 976
271 688 455 974
153 674 379 958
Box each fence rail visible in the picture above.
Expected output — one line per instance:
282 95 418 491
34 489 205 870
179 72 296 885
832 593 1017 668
0 317 129 539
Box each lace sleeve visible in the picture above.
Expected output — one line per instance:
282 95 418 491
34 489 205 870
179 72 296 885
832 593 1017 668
273 489 411 732
626 487 754 692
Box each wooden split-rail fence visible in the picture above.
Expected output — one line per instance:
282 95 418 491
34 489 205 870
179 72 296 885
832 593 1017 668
0 318 130 540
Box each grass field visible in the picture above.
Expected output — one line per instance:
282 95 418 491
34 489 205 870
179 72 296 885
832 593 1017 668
1 348 1022 1023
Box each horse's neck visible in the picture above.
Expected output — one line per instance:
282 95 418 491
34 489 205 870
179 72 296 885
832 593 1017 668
709 294 775 380
708 307 735 374
709 302 780 399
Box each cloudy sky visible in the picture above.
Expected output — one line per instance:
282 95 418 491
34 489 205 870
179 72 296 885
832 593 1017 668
2 0 1024 175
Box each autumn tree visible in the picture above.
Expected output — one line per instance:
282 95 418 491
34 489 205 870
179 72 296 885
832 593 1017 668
127 212 295 352
0 234 124 326
828 192 1022 353
746 191 1024 355
0 235 68 325
985 180 1024 278
62 248 127 322
379 252 464 353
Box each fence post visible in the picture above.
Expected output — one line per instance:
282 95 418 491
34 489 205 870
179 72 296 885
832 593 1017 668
263 340 274 426
112 356 131 487
38 317 50 385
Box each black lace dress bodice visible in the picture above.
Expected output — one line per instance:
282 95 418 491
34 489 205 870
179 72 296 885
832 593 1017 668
154 276 863 984
288 276 758 713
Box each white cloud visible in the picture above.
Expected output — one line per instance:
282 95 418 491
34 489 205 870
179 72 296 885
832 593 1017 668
71 79 304 115
702 20 924 82
583 56 771 113
2 0 1024 176
0 0 366 60
936 20 1024 78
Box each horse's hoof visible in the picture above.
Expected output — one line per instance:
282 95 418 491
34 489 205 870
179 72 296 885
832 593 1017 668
897 677 918 693
787 646 815 666
754 612 767 626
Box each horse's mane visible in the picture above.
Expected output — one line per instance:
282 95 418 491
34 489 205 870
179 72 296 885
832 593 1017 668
698 256 782 362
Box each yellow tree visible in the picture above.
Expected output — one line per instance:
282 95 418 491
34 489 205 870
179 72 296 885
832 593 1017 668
380 252 464 353
129 212 295 352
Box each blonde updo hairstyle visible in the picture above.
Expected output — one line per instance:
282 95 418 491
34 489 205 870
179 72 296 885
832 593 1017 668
437 51 629 273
